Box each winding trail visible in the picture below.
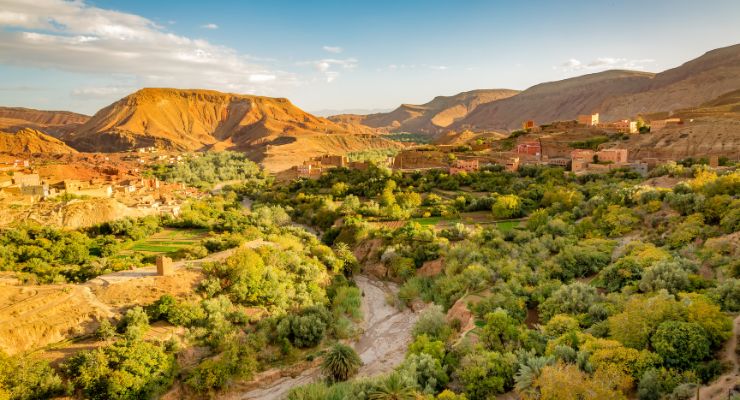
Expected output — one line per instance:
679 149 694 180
699 314 740 399
231 276 421 400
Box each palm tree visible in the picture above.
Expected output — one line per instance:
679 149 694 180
514 355 554 399
321 343 362 382
368 372 417 400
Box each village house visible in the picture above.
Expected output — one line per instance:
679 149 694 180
140 178 160 190
294 160 324 177
599 119 638 133
12 172 40 187
547 158 570 168
570 149 596 162
505 157 520 172
650 118 682 132
596 148 629 164
577 113 600 126
393 149 446 170
516 141 541 156
449 159 479 174
312 154 348 168
571 158 589 172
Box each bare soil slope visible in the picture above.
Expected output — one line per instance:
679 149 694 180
0 127 78 154
0 107 89 137
623 89 740 159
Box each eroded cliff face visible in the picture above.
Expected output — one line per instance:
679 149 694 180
65 88 356 152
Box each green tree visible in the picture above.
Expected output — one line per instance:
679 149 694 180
651 321 711 369
540 282 599 321
492 195 523 219
0 352 67 400
457 350 517 399
638 260 690 294
480 309 522 352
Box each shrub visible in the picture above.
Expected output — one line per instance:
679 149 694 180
321 344 362 382
412 305 452 341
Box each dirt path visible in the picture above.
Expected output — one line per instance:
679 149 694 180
232 275 421 400
699 314 740 399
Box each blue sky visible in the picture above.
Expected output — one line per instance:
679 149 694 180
1 0 739 115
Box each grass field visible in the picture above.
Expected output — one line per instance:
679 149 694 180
121 228 209 256
412 213 522 231
495 220 520 232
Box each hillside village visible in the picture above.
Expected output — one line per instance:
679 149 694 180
0 151 201 227
287 112 732 180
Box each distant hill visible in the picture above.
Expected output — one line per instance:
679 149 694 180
63 88 400 171
0 128 78 154
329 89 519 135
455 43 740 130
0 107 89 137
622 89 740 160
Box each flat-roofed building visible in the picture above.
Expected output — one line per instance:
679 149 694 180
12 172 40 187
505 157 520 172
570 149 596 161
577 113 599 126
516 141 541 156
596 148 628 164
650 118 682 132
449 159 479 174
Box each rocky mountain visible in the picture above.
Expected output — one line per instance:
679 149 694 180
0 107 89 137
455 43 740 131
0 128 78 154
63 88 400 171
329 89 519 135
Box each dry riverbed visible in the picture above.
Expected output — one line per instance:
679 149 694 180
230 275 421 400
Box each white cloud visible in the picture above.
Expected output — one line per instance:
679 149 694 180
249 74 276 82
322 45 342 54
558 57 655 72
201 23 218 29
562 58 582 68
427 65 449 70
300 57 358 82
0 0 294 98
71 86 133 98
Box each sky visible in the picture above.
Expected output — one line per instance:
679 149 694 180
0 0 739 115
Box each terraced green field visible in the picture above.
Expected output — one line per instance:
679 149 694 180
121 228 209 256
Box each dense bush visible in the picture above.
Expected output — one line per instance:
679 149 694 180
64 339 175 400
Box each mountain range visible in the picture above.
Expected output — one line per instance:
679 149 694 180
335 44 740 133
1 43 740 167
